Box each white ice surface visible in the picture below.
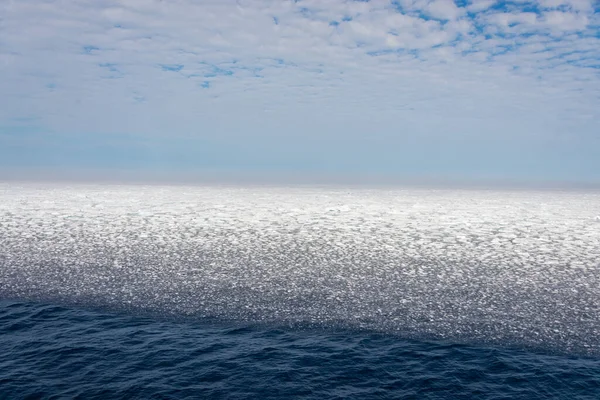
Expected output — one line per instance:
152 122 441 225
1 183 599 354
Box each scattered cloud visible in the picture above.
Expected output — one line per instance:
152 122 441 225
0 0 599 180
425 0 465 21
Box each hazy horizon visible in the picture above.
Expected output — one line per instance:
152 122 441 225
2 167 600 191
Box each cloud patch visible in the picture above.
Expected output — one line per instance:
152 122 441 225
0 0 599 181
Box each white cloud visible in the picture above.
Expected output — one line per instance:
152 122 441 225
541 11 589 31
425 0 465 21
0 0 599 178
539 0 595 12
487 11 539 30
467 0 496 13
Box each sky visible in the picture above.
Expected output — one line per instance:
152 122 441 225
1 0 599 184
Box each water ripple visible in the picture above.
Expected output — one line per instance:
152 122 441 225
1 301 599 399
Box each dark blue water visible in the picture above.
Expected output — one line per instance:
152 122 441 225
1 300 599 399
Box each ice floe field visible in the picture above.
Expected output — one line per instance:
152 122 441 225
1 183 599 355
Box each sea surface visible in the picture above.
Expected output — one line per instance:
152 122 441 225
1 183 599 398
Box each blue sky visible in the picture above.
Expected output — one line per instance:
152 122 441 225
1 0 599 183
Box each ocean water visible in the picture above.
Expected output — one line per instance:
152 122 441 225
2 300 599 399
1 183 599 398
